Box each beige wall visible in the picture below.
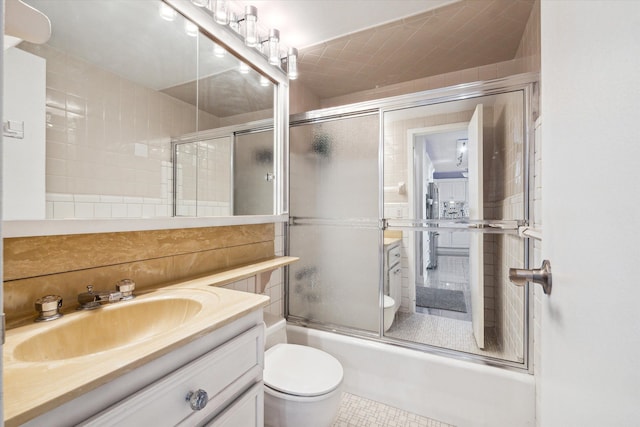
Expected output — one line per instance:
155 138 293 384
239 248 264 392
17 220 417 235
4 223 280 327
515 0 541 74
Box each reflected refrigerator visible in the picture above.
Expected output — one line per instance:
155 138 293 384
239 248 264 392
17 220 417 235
426 182 439 269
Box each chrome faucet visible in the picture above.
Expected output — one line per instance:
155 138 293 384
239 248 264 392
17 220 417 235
77 285 123 310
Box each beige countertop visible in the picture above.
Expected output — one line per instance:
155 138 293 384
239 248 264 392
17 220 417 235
384 237 402 246
4 256 298 426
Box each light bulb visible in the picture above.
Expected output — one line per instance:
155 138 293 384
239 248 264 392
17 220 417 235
239 62 250 74
287 47 298 80
159 3 177 21
214 0 229 25
229 11 241 32
243 6 258 47
267 29 280 65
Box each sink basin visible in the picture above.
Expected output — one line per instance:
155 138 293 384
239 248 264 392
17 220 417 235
13 292 214 362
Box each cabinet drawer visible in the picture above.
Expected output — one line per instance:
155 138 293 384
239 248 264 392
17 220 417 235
386 244 401 267
204 382 264 427
80 325 264 427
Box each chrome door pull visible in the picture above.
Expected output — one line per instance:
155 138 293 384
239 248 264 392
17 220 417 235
509 260 552 295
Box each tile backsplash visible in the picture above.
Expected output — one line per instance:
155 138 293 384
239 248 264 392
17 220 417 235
4 223 278 327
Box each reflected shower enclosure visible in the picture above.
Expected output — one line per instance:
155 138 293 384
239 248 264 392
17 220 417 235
172 127 276 216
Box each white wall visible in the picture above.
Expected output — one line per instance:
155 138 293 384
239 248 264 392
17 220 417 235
540 1 640 425
2 47 46 219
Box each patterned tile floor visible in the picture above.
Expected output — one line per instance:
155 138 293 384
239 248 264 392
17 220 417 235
333 392 455 427
386 254 518 361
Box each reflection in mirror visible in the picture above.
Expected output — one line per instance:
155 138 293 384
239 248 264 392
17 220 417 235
174 137 232 217
3 0 276 221
172 127 275 217
234 129 274 215
383 91 527 363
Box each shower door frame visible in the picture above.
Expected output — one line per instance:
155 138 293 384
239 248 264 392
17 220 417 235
286 72 539 373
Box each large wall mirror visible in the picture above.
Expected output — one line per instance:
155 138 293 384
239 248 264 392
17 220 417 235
3 0 287 235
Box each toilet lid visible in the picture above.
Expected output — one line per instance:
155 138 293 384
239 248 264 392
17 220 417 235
383 295 395 309
264 344 343 397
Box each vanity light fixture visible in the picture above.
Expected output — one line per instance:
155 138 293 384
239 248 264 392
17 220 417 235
214 0 229 25
283 47 298 80
242 5 258 47
239 62 250 74
260 75 270 87
265 29 280 65
159 2 177 21
206 0 301 79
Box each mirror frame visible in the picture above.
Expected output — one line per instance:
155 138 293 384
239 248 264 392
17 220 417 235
3 0 289 238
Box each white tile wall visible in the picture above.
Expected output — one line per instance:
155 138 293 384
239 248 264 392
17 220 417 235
18 43 229 219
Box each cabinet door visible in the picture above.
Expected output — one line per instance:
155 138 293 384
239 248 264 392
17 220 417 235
204 382 264 427
80 326 263 427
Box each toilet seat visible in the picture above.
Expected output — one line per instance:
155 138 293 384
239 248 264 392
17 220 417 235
383 295 395 309
264 344 343 397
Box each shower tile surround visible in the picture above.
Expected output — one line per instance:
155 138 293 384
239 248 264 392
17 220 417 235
3 223 285 326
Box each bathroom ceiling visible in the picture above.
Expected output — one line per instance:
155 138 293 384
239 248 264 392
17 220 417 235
282 0 536 100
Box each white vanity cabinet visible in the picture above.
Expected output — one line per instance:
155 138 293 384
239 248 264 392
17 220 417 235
81 324 264 426
384 241 402 311
22 309 265 427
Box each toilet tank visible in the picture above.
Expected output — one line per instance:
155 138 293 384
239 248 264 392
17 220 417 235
263 312 288 350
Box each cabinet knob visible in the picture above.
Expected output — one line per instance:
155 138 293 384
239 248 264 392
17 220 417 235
186 389 208 411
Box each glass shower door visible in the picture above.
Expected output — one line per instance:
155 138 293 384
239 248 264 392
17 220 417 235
288 113 381 333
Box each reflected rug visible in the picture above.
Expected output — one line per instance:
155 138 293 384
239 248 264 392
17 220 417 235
416 287 467 313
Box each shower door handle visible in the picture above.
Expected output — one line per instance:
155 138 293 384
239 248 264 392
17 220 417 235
509 260 552 295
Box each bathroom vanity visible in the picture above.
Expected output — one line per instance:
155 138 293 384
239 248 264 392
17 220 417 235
384 237 402 313
79 310 265 427
4 258 297 427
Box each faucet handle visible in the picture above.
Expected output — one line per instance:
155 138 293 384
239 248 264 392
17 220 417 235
35 295 63 322
116 278 136 300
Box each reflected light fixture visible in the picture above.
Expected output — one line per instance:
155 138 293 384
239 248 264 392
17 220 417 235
239 62 250 74
213 43 226 58
243 6 258 47
260 76 270 87
191 0 209 7
159 3 177 21
185 20 199 37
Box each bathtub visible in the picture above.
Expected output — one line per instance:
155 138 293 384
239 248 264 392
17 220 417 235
287 324 535 427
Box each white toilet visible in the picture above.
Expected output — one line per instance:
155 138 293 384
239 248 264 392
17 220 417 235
383 295 396 331
263 312 344 427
